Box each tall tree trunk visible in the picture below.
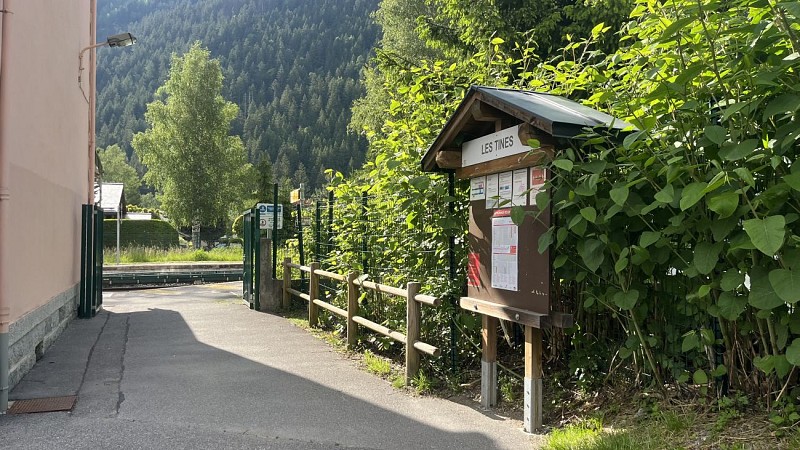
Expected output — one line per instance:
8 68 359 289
192 217 201 249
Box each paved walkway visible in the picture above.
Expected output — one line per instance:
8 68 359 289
1 283 540 449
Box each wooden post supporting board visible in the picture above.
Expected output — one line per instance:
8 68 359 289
481 315 498 407
524 326 543 432
309 262 320 327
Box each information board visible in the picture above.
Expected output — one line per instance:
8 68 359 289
256 203 283 230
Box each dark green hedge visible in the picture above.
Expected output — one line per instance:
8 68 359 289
103 219 179 248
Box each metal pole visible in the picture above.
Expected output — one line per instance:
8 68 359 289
254 206 260 311
448 173 458 373
297 203 305 286
327 190 333 252
272 183 278 279
361 192 368 273
315 200 321 262
116 208 121 264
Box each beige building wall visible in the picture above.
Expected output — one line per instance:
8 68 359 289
0 0 93 399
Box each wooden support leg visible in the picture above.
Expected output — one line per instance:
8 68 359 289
481 315 498 408
524 326 543 433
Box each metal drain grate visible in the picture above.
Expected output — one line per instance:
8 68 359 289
7 395 77 414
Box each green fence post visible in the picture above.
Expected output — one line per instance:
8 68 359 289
94 206 103 314
79 205 89 318
272 183 278 279
254 206 261 311
243 211 251 304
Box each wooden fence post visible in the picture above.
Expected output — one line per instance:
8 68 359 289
282 257 291 310
309 262 320 327
347 272 359 348
406 282 421 385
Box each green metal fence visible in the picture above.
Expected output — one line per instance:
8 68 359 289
79 204 103 318
242 207 261 310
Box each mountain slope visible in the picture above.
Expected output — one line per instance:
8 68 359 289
96 0 380 189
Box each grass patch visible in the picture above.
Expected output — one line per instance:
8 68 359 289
104 246 242 264
364 351 392 377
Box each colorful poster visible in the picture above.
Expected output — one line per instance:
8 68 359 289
512 168 528 207
467 252 481 287
491 216 518 291
470 176 486 201
486 173 499 209
498 171 513 208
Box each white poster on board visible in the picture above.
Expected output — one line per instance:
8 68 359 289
486 173 499 208
491 215 518 291
498 171 513 208
470 176 486 201
512 168 528 206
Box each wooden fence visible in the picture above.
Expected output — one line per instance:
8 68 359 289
282 258 440 383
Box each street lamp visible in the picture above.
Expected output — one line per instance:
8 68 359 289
78 32 136 206
78 32 137 88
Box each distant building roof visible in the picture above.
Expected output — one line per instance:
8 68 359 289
422 86 635 172
100 183 126 214
125 212 152 220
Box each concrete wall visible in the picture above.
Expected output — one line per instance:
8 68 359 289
0 0 93 395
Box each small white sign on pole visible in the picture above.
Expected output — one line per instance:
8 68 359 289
256 203 283 230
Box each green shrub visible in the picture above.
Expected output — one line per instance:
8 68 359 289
103 219 178 248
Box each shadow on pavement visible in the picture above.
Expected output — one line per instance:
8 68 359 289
1 290 528 449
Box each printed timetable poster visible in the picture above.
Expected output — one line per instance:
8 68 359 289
486 173 499 208
470 176 486 201
491 213 519 291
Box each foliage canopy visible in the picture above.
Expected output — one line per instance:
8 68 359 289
132 42 253 228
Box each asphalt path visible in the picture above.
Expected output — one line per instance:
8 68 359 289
1 283 540 449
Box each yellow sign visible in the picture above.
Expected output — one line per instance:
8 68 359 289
290 188 301 204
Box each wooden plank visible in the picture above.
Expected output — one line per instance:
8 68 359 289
347 272 359 348
460 297 547 328
314 268 346 282
406 282 421 384
312 299 347 318
286 288 309 302
412 341 440 357
298 265 312 272
435 149 462 169
287 262 302 270
352 316 406 343
414 294 440 307
455 147 553 180
356 279 408 298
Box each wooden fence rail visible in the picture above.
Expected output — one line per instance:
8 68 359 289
282 257 440 383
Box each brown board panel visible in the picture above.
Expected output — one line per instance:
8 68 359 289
467 175 550 316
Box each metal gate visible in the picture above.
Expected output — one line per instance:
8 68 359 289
79 204 103 318
242 207 260 310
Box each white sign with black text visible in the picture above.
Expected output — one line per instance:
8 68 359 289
461 124 531 167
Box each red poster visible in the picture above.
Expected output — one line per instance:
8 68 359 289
467 252 480 287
